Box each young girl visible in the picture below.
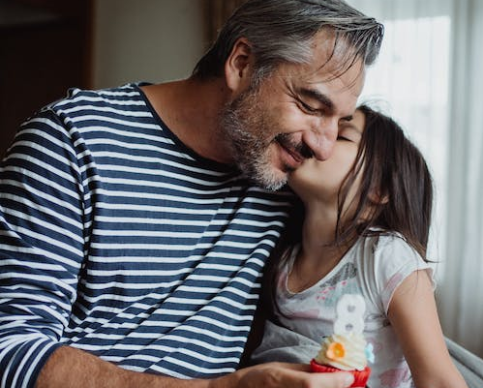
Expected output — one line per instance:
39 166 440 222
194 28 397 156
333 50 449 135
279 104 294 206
252 105 467 388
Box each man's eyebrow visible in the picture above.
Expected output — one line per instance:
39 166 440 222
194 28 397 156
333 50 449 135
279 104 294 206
298 88 353 121
298 88 334 112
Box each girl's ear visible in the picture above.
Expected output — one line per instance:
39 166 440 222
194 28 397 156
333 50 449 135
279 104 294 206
368 191 389 205
224 37 253 93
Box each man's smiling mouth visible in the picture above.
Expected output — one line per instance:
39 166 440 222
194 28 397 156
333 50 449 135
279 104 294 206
275 134 314 164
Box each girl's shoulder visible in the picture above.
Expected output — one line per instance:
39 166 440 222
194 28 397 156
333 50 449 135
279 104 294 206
357 229 418 258
354 230 433 296
353 229 430 278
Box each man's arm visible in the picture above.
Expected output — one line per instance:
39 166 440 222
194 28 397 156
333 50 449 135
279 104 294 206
36 346 206 388
0 109 93 387
36 346 355 388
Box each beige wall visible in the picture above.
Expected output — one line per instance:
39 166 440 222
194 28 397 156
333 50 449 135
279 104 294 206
92 0 207 89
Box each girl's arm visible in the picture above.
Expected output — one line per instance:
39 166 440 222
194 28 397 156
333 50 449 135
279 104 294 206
387 270 468 388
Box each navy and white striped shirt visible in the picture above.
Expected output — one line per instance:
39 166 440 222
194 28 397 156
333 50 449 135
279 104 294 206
0 83 294 388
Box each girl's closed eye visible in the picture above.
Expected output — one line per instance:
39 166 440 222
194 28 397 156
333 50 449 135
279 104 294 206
337 135 351 141
337 130 361 143
337 122 363 144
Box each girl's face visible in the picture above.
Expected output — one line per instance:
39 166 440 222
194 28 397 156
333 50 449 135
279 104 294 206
288 109 365 206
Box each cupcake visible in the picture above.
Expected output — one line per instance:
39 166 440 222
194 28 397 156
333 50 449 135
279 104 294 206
310 294 374 387
310 332 373 387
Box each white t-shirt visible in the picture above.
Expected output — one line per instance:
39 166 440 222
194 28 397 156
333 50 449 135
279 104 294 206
275 233 433 388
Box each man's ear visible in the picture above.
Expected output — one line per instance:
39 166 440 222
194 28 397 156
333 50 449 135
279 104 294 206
225 37 253 92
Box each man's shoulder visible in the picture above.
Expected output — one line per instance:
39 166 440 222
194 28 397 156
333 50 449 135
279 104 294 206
47 82 147 112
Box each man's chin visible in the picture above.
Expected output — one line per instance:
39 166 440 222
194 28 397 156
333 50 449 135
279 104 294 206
249 168 288 191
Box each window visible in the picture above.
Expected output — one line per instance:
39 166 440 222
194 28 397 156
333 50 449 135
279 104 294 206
348 0 453 279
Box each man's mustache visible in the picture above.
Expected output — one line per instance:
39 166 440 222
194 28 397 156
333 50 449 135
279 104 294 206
275 133 314 159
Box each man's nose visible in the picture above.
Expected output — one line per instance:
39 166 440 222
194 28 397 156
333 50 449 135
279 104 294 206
306 119 338 161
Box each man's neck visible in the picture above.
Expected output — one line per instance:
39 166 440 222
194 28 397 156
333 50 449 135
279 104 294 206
141 77 235 164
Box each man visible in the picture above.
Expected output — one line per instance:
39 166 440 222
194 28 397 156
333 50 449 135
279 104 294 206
0 1 383 387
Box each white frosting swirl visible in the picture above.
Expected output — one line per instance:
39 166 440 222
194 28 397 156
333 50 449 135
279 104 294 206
314 332 367 371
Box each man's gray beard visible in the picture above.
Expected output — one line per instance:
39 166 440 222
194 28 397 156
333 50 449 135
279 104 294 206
219 88 288 191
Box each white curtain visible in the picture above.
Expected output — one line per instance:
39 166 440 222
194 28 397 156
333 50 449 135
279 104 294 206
346 0 483 357
440 0 483 357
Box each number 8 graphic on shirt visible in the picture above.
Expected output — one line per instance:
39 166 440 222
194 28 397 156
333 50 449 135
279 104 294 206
334 294 366 335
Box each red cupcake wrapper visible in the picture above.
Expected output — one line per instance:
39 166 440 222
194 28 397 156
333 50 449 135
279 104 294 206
310 359 371 387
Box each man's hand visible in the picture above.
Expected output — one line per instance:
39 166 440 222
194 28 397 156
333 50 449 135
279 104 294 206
212 362 355 388
36 347 354 388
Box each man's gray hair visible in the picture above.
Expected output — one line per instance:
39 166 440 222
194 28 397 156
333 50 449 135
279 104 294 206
192 0 384 81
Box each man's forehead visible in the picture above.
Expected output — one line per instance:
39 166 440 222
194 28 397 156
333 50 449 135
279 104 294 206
273 41 366 95
281 60 366 106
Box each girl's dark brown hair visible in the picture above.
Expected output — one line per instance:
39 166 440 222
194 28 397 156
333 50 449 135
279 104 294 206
261 104 434 322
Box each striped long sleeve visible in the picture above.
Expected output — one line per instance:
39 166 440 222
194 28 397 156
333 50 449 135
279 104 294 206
0 107 87 387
